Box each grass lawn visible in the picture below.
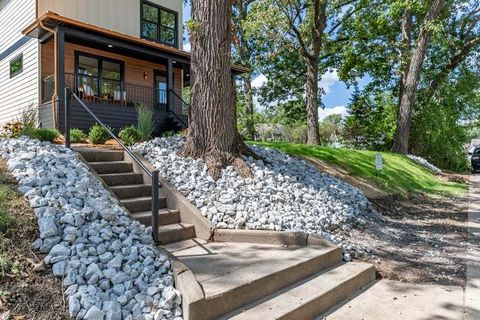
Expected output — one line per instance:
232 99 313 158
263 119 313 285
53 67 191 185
250 141 467 196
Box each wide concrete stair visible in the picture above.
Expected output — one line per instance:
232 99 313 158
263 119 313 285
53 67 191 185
76 148 197 244
167 240 375 320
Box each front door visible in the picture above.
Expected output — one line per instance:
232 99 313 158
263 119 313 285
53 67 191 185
154 70 168 111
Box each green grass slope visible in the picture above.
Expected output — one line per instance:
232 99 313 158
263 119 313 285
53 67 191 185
251 141 467 196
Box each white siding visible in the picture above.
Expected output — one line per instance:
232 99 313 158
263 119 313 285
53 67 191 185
0 0 39 125
38 0 184 48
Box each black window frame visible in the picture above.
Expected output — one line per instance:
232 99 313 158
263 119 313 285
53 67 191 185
74 51 125 98
141 0 178 48
9 53 23 78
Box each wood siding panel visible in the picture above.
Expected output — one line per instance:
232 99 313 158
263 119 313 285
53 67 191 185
0 0 38 125
37 0 183 48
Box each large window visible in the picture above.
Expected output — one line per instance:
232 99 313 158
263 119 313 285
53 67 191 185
75 52 124 100
141 1 177 47
10 54 23 78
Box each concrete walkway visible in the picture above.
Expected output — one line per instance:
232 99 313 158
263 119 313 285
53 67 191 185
323 175 480 320
465 175 480 319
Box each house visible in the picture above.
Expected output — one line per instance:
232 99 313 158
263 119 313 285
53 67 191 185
0 0 247 134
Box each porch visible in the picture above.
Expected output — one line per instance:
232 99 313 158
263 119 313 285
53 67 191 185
25 13 192 135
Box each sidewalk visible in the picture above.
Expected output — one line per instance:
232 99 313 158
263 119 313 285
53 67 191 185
465 175 480 319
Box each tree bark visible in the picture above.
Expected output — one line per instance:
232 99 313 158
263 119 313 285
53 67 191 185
305 0 326 145
306 59 320 144
181 0 252 179
392 0 445 154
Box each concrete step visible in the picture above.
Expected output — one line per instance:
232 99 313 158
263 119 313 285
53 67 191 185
157 223 196 244
89 161 133 174
172 242 343 320
131 208 181 226
76 148 124 162
121 196 167 213
222 262 375 320
110 184 152 199
99 173 144 186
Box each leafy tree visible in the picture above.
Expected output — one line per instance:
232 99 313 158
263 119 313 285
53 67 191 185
247 0 365 145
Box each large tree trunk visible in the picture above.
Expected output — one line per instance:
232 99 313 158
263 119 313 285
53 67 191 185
181 0 252 179
392 0 445 154
242 72 255 140
306 59 320 145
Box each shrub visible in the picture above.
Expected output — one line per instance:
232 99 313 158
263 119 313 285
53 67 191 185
136 104 154 141
1 122 27 138
162 131 175 138
119 126 141 146
88 124 111 144
70 128 87 143
29 128 59 142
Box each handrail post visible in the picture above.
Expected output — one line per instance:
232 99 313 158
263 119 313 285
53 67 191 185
64 87 71 148
151 170 159 243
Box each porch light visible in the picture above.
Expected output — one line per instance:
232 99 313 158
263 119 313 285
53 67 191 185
107 44 113 48
144 72 148 80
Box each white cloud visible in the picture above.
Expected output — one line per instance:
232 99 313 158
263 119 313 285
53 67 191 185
319 69 340 94
183 42 191 52
251 74 267 89
318 105 348 121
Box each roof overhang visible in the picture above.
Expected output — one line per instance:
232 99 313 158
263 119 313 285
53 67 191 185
23 12 250 74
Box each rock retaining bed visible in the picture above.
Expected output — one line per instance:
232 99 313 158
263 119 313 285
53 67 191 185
135 137 380 259
0 137 182 320
407 154 442 173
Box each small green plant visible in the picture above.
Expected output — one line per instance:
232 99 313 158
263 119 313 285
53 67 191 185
88 124 111 144
162 130 175 138
29 128 59 142
70 128 87 143
119 126 141 146
136 104 154 141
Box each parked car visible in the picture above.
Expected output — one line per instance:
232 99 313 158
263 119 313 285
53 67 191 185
471 147 480 173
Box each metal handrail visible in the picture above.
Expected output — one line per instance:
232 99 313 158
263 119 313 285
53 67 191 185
168 89 189 127
64 88 160 242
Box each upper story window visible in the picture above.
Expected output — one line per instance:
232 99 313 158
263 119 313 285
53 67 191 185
10 54 23 78
141 1 178 47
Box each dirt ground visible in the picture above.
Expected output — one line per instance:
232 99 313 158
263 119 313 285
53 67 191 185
355 192 469 286
0 161 68 320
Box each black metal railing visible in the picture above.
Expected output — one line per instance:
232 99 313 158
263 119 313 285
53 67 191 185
43 73 170 111
168 89 189 128
64 88 160 242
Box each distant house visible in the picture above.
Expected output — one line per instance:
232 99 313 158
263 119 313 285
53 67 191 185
0 0 247 134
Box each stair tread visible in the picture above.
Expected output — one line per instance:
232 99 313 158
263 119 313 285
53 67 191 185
224 262 374 320
158 223 195 232
121 196 166 203
110 184 152 189
89 160 131 165
99 172 142 177
132 208 180 217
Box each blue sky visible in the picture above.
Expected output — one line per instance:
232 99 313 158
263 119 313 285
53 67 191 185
182 4 367 119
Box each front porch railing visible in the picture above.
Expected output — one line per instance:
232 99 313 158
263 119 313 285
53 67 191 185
42 73 171 112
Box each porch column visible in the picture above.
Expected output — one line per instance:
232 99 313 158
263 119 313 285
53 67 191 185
167 58 173 112
55 26 65 130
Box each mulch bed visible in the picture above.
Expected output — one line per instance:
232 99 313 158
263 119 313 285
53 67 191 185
0 160 68 319
355 191 469 286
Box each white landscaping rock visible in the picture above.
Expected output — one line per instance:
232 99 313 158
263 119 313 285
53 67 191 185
134 136 380 258
407 154 442 173
0 137 182 320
